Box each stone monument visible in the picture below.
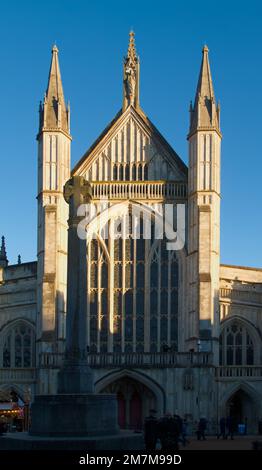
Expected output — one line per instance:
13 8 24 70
30 176 118 437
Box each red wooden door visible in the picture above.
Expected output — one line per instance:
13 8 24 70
117 392 126 429
129 392 142 430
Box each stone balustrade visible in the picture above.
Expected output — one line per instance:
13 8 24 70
91 181 187 201
216 366 262 379
0 368 36 383
1 363 261 383
38 351 212 369
220 288 262 305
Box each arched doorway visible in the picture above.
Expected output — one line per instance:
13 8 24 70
100 376 157 430
226 388 257 434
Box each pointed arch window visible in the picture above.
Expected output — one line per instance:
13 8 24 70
125 165 130 181
138 164 143 180
1 322 35 368
132 164 136 181
86 209 180 354
219 322 255 366
113 164 118 180
119 165 124 180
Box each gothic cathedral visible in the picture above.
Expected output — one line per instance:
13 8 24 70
0 33 262 434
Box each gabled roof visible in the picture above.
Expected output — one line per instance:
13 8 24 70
72 105 187 177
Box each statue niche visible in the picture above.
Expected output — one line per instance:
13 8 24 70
124 63 136 106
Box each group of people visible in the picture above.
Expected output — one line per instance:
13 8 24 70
217 416 235 440
143 410 189 451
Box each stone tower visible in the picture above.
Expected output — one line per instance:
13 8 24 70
187 46 221 361
37 45 71 382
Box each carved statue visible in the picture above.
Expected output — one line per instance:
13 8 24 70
123 31 139 109
125 63 136 105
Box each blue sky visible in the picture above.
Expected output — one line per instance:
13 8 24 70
0 0 261 267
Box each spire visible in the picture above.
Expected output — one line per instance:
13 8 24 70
123 31 140 111
17 254 21 265
0 236 8 268
39 45 70 134
189 45 220 136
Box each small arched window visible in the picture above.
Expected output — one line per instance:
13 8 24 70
113 164 118 180
125 165 130 181
138 164 143 180
119 165 124 180
219 321 255 366
2 321 35 368
132 164 136 181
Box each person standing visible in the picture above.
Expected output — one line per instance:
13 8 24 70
181 417 190 446
197 417 207 440
158 412 180 451
217 417 226 439
144 409 158 451
226 415 234 440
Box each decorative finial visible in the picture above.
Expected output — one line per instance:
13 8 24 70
18 255 21 265
128 30 136 60
0 236 6 257
0 236 8 267
52 44 59 53
203 44 209 53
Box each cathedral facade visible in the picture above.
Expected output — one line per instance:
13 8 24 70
0 33 262 434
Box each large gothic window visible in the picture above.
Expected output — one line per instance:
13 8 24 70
1 321 35 368
86 208 179 353
219 322 254 366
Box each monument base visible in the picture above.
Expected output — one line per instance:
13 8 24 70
29 394 118 437
0 431 144 451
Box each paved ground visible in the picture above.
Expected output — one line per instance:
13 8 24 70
181 435 262 450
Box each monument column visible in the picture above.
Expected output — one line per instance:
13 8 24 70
58 175 93 393
30 175 118 437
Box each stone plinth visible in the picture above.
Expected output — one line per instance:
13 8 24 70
30 394 118 437
0 431 143 451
